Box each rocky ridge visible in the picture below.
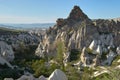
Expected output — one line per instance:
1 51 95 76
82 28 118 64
35 5 120 67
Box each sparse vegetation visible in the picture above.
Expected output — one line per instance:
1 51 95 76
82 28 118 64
0 27 23 35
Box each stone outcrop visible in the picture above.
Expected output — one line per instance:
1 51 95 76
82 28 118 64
0 41 14 62
80 36 118 66
80 47 89 66
0 41 14 68
0 29 42 51
35 5 120 67
56 6 90 27
68 6 89 22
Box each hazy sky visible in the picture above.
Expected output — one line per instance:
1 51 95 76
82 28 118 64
0 0 120 23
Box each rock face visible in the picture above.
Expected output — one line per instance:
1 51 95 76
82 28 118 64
0 41 14 68
80 47 89 66
35 5 120 66
0 41 14 62
48 69 68 80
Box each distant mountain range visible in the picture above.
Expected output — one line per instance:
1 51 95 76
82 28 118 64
0 23 55 30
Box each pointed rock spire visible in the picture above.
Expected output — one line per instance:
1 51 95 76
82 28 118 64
68 5 89 21
56 5 90 27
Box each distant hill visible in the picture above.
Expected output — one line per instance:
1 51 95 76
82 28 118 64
0 23 55 30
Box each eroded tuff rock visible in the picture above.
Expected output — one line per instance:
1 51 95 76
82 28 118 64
0 41 14 62
35 6 120 67
80 34 118 66
0 41 14 68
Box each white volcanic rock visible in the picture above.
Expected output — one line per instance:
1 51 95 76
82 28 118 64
35 34 52 58
96 45 102 55
48 69 68 80
89 40 97 50
63 52 71 66
35 42 45 57
0 41 14 62
80 47 90 66
68 32 76 49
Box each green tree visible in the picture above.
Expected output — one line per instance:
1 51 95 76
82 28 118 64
56 39 66 70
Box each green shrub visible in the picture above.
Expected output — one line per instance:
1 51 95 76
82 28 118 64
31 59 60 77
70 49 81 61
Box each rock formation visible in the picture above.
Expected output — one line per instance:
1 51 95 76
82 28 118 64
0 41 14 62
0 41 14 68
35 5 120 67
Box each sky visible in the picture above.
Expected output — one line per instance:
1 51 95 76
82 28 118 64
0 0 120 23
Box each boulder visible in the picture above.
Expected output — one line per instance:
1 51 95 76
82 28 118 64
48 69 68 80
39 75 46 80
17 75 35 80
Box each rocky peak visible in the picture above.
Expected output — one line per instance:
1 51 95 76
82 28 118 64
68 5 89 21
56 6 90 27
